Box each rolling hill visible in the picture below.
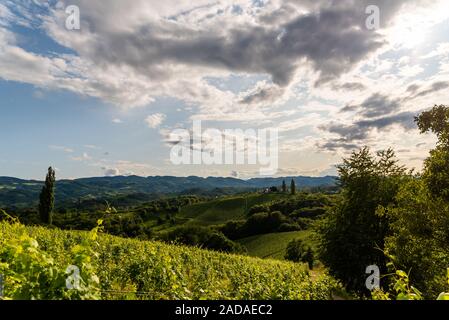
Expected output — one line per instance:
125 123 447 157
178 193 290 226
0 175 337 208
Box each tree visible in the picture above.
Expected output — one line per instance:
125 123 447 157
285 239 314 269
318 147 406 293
282 180 287 193
290 179 296 195
416 105 449 201
383 178 449 297
383 105 449 297
38 167 55 225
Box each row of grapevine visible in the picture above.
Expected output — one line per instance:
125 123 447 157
0 219 341 300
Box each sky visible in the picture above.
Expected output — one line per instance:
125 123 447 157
0 0 448 180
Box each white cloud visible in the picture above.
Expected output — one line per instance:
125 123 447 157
104 168 120 177
145 113 166 129
84 145 100 149
1 0 449 177
49 145 74 153
70 152 92 161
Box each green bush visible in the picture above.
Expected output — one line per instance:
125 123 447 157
161 225 245 253
285 239 314 269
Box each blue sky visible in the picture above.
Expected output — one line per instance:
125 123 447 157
0 0 448 179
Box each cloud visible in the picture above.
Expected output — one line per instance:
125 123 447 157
112 118 122 124
332 82 366 91
319 112 417 151
0 0 417 112
84 144 100 149
230 170 239 178
319 141 360 152
239 81 286 106
52 0 387 86
49 145 74 153
406 81 449 100
342 93 401 118
103 168 120 177
70 152 92 161
145 113 166 129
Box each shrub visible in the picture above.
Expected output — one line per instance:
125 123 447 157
277 223 302 232
161 226 244 253
285 239 314 269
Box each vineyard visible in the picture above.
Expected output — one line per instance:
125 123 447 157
0 219 341 300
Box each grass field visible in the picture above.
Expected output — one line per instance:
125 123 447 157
238 231 313 260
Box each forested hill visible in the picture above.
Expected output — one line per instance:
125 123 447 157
0 175 337 208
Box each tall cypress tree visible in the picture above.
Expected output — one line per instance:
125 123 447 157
39 167 55 225
282 180 287 193
290 179 296 195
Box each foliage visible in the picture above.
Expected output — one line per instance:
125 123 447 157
220 211 288 240
160 225 245 253
0 214 100 300
290 180 296 195
318 147 407 293
381 106 449 297
38 167 55 225
416 105 449 201
381 179 449 297
285 239 315 269
282 180 287 193
0 219 341 300
237 231 312 261
372 266 449 301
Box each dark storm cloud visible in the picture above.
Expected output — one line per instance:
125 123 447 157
70 0 409 87
333 82 367 91
342 93 401 118
318 141 360 152
406 84 420 93
407 81 449 99
356 112 416 130
239 83 284 105
319 112 417 151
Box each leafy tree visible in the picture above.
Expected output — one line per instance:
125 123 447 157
282 180 287 193
416 105 449 200
318 147 406 293
162 225 245 253
290 179 296 195
383 105 449 297
383 178 449 297
285 239 314 269
220 211 288 240
38 167 55 225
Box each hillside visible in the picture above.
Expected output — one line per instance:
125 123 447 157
0 220 340 300
149 193 329 261
178 193 289 226
238 231 313 260
0 175 337 208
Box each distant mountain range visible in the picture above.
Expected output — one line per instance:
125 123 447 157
0 175 337 208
